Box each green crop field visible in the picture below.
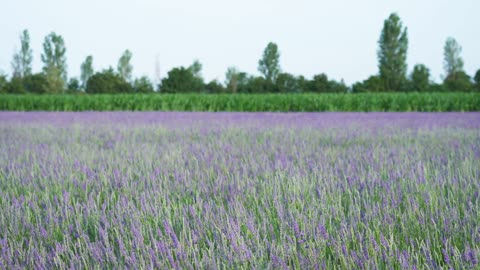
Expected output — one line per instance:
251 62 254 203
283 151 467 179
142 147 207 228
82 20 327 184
0 93 479 112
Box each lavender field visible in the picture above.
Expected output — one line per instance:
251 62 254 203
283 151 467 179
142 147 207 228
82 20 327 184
0 112 479 269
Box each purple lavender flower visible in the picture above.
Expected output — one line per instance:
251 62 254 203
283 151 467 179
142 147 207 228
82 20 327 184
163 220 179 249
1 112 479 268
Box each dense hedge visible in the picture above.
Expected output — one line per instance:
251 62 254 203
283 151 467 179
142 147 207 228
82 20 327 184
0 93 479 112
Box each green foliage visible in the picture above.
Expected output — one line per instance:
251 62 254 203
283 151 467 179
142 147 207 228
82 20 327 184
117 50 133 82
409 64 431 92
225 67 248 93
24 73 49 94
295 76 310 93
205 80 225 93
378 13 408 91
2 73 50 94
0 93 478 112
443 71 474 92
0 73 7 93
307 74 348 93
41 32 67 88
276 73 301 93
352 76 384 93
473 69 480 91
443 37 464 78
428 83 446 93
160 67 204 93
5 77 26 94
44 66 66 94
11 29 33 78
86 69 132 94
241 77 275 93
188 60 203 78
1 26 476 96
309 73 329 92
133 76 154 93
258 42 281 82
329 79 349 93
67 78 80 92
80 55 94 89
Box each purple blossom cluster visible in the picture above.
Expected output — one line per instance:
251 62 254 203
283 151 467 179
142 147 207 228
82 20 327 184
0 112 479 269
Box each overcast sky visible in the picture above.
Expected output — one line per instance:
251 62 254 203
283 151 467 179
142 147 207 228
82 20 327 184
1 0 479 85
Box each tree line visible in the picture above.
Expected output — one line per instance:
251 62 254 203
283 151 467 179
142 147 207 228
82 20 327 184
1 13 479 94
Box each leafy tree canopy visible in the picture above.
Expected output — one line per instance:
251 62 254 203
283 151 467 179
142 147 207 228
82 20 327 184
160 67 204 93
378 13 408 91
11 29 33 78
258 42 281 83
86 68 132 94
133 76 154 93
409 64 431 92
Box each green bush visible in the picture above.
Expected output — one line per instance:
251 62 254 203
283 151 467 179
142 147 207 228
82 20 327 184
0 74 8 93
160 67 204 93
86 69 132 94
0 93 478 112
5 77 26 94
443 71 474 92
24 73 49 94
133 76 154 93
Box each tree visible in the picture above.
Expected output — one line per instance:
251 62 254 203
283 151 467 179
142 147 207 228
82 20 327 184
442 38 473 91
80 56 94 89
205 80 225 93
188 60 203 78
45 67 65 94
243 76 275 93
378 13 408 91
328 79 349 93
352 76 384 93
276 73 300 93
23 73 49 94
304 74 348 93
117 50 133 82
86 68 132 94
474 69 480 91
225 67 248 93
428 83 446 93
0 73 8 93
258 42 281 82
295 76 310 93
409 64 430 92
67 78 80 92
5 77 26 94
11 29 33 78
160 67 204 93
443 37 464 78
133 76 154 93
309 74 329 92
41 32 67 93
444 71 473 91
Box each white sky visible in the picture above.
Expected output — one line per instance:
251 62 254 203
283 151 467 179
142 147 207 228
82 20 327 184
1 0 479 85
